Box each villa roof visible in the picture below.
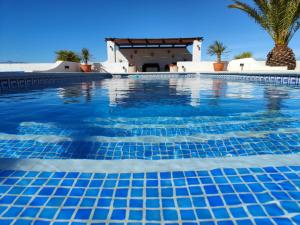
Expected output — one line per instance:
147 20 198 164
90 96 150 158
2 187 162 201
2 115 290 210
105 37 203 47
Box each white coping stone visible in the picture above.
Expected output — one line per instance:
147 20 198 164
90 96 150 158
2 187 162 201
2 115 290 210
0 154 299 173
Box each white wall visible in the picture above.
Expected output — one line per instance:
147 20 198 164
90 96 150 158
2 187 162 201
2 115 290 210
177 61 215 72
1 59 299 74
0 61 81 72
105 39 203 72
100 62 129 73
106 40 117 63
227 58 287 72
177 59 300 73
116 48 192 72
192 40 201 62
295 61 300 71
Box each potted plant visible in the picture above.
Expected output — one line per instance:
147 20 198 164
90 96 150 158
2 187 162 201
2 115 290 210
169 63 178 72
207 41 228 71
80 48 92 72
128 63 137 73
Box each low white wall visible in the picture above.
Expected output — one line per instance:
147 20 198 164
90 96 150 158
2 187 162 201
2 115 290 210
178 58 299 73
295 61 300 71
38 61 81 72
227 58 287 72
100 62 129 73
177 61 214 72
0 61 81 72
1 59 299 73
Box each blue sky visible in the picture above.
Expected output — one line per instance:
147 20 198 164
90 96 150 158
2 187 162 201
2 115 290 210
0 0 299 62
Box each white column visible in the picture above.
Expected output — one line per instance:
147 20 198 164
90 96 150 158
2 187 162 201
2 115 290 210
192 39 202 62
107 41 117 63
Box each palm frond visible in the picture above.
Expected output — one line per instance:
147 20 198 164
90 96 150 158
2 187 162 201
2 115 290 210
207 41 228 62
229 0 300 45
229 1 270 33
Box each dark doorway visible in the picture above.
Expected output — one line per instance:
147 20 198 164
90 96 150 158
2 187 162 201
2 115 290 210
142 63 160 72
164 64 170 72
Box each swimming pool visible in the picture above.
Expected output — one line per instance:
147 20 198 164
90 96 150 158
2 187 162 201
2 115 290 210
1 75 300 160
0 74 299 224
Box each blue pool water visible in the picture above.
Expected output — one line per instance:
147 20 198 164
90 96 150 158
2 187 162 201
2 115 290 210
0 74 300 225
0 75 300 160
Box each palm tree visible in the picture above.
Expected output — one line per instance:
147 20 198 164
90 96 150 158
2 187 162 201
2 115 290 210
207 41 227 62
229 0 300 70
81 48 91 65
55 50 81 63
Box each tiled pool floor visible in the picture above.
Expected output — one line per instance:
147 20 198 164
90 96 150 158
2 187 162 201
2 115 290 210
0 166 299 225
1 109 300 160
0 132 299 160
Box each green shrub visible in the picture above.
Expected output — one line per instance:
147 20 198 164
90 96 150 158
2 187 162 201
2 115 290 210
234 52 253 60
55 50 81 63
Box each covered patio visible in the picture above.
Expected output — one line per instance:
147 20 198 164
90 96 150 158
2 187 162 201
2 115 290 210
105 37 203 72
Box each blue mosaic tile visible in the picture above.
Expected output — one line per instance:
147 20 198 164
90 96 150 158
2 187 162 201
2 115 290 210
81 198 96 207
14 220 32 225
34 221 51 225
0 166 298 224
146 210 161 221
180 210 196 220
247 205 267 217
29 197 48 206
273 218 294 225
254 218 274 225
196 209 212 220
113 199 127 208
21 207 40 217
57 208 75 220
208 196 224 207
129 210 143 220
39 208 58 219
212 208 230 219
111 209 126 220
0 219 13 225
3 207 23 217
93 208 109 220
75 209 92 220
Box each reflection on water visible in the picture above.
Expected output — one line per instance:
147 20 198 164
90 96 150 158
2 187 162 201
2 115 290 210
53 76 295 113
264 87 289 111
58 81 97 104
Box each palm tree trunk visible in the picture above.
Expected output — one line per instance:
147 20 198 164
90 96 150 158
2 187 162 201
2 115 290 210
266 45 296 70
217 54 221 63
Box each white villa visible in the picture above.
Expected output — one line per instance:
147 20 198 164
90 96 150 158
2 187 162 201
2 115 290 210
102 37 203 73
0 36 299 73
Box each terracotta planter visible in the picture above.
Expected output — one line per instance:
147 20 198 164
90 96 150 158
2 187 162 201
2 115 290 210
128 66 137 73
80 64 92 73
169 64 178 72
213 62 225 71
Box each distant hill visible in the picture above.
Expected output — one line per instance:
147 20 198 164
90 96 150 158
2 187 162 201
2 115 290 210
0 61 26 64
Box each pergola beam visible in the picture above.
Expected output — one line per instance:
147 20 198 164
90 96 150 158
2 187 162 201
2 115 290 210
105 37 203 47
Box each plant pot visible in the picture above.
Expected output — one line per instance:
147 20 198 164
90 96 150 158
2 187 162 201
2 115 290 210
128 66 137 73
80 64 92 73
169 64 178 72
213 62 225 71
